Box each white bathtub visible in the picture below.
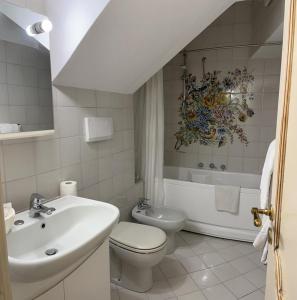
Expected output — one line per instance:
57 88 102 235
164 166 261 242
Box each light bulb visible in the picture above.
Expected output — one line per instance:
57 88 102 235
40 20 53 33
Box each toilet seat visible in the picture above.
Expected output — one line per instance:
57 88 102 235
110 222 167 254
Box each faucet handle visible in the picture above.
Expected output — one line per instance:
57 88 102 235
30 193 46 208
137 197 151 209
209 163 216 169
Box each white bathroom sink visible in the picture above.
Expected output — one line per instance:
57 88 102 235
7 195 119 282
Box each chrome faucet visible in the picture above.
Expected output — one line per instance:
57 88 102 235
137 198 151 210
29 193 55 218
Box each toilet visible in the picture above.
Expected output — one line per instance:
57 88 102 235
109 222 167 292
132 206 186 254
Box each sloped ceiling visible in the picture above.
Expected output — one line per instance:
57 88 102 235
49 0 238 94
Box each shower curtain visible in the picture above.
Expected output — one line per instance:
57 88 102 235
134 69 165 208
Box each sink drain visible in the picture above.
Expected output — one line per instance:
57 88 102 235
45 248 58 256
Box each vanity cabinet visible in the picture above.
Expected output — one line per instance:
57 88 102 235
64 239 110 300
35 283 64 300
35 240 110 300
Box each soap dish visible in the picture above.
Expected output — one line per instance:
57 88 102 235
4 203 15 234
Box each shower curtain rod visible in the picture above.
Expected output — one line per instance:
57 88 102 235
184 41 282 53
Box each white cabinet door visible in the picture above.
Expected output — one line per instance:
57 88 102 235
35 282 64 300
64 240 110 300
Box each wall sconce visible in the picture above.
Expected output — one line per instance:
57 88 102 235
26 19 53 36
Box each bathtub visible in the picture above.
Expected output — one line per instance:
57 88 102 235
164 166 261 242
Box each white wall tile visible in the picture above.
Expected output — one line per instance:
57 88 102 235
7 64 23 85
260 126 275 142
98 155 113 181
263 75 280 93
0 41 6 62
80 183 99 200
76 89 97 108
36 169 61 199
55 87 77 107
3 142 35 181
57 107 80 137
9 106 26 124
0 62 6 83
80 137 98 162
227 157 243 172
99 178 113 201
35 139 60 174
262 93 279 110
264 59 281 75
243 158 261 174
23 66 38 87
6 176 36 211
0 83 8 104
60 136 81 167
0 106 9 123
81 159 99 188
61 164 82 191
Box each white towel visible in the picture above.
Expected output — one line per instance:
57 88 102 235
253 139 276 264
0 123 21 133
215 185 240 214
260 140 276 209
253 216 271 263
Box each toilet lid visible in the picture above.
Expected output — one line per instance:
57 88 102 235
110 222 166 250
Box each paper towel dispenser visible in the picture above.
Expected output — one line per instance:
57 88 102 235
84 117 113 142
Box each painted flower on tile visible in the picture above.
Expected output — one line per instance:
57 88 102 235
174 66 255 150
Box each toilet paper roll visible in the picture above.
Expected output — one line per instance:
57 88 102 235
60 181 78 197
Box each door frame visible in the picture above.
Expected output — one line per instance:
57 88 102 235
266 0 296 299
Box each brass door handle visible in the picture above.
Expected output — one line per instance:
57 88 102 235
251 207 273 227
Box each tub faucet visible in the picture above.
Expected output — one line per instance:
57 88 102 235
220 164 226 171
29 193 55 218
198 162 204 168
137 198 151 210
209 163 217 169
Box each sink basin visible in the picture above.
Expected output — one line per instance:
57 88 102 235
7 195 119 282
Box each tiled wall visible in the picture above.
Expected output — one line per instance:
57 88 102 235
164 1 280 174
0 85 142 220
0 40 53 131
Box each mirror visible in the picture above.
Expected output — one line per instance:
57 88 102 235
0 6 53 136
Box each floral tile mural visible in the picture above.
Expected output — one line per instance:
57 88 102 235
174 58 255 150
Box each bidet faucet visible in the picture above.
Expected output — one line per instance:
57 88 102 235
137 198 151 210
29 193 55 218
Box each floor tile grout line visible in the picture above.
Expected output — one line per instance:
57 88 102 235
221 278 258 300
175 232 265 272
111 232 266 300
237 287 266 299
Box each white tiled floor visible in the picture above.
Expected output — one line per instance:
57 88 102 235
111 231 266 300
